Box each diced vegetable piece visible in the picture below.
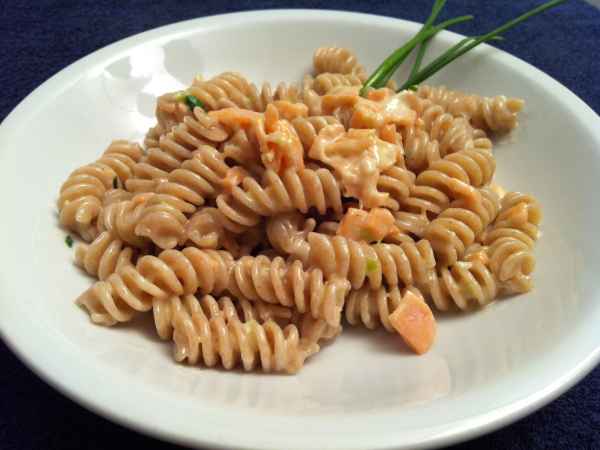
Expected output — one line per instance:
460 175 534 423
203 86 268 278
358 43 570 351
389 291 436 354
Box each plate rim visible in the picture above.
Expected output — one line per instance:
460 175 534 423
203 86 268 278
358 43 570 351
1 8 599 450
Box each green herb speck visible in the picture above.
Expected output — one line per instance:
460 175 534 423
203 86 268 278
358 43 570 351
185 94 205 111
366 258 379 274
65 235 74 248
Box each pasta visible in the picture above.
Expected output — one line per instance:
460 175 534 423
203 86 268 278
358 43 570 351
58 140 143 241
228 255 350 327
74 231 136 281
313 47 367 80
171 295 326 373
345 285 425 331
307 232 436 289
417 84 525 132
61 45 541 373
216 167 343 227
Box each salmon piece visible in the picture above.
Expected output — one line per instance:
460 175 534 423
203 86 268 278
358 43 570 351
209 107 263 128
337 207 396 243
389 291 436 354
259 104 304 173
273 100 308 121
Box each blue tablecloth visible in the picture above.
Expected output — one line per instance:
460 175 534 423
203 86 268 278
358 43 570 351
1 1 599 449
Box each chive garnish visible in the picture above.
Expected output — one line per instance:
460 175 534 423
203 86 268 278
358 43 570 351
361 0 473 95
362 0 566 95
399 0 566 90
185 95 205 111
65 235 74 248
366 258 379 274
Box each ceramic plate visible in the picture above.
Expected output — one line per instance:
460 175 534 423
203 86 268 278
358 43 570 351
1 10 599 450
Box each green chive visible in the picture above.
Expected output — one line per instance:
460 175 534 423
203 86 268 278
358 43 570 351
361 13 474 95
185 95 205 111
399 0 566 90
65 235 74 248
366 258 379 274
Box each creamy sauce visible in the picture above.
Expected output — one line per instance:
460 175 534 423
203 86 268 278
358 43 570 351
310 125 401 208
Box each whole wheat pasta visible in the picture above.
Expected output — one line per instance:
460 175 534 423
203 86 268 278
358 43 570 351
171 295 320 373
425 183 500 267
58 140 143 241
417 84 525 132
152 293 294 341
228 255 351 327
307 232 436 290
62 46 541 371
313 47 367 80
345 286 426 332
74 231 136 281
215 167 343 227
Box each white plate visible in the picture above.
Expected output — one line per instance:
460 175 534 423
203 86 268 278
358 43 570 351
1 9 599 450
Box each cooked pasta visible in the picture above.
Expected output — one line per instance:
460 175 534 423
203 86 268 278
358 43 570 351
62 45 540 373
216 167 343 227
307 232 436 289
313 47 367 80
171 295 323 373
345 286 425 331
58 140 143 241
74 231 136 281
229 256 350 327
152 293 294 341
417 84 525 132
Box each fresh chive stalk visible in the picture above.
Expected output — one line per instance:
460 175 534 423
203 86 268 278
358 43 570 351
361 11 473 95
65 235 74 248
399 0 566 90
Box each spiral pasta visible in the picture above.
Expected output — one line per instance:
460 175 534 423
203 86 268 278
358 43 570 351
417 85 525 132
480 192 541 293
216 167 343 227
229 255 350 327
345 286 425 331
171 295 321 373
266 212 316 263
74 231 136 281
128 108 230 192
425 256 498 311
307 232 436 289
185 207 264 257
313 73 364 95
290 115 341 151
402 145 497 219
64 46 542 371
425 183 500 267
58 140 143 241
313 47 367 80
152 293 295 341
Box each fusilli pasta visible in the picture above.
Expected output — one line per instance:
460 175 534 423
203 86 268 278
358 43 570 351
62 45 541 373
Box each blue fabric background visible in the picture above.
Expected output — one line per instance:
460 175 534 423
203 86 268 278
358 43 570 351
1 1 599 449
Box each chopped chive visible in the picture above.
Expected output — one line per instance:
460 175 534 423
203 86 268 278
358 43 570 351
185 95 205 111
65 235 74 248
366 258 379 274
399 0 566 90
173 90 187 102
